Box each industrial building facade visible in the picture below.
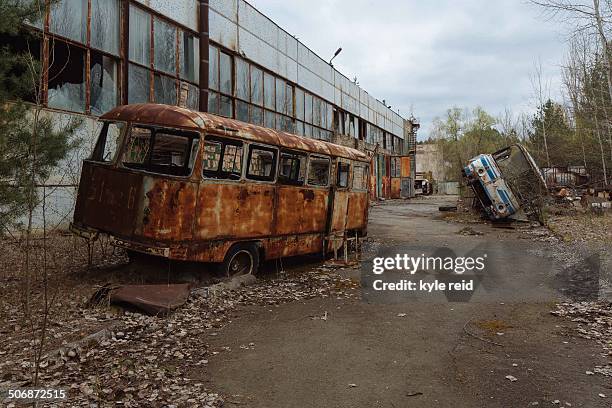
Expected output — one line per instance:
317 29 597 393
19 0 418 226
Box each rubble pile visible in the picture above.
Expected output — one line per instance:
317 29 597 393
551 302 612 376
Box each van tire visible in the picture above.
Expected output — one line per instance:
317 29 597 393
221 243 260 278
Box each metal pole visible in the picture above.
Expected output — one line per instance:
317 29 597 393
198 0 209 112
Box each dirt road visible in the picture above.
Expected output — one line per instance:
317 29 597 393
201 196 610 408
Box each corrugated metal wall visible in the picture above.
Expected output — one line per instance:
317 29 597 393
208 0 404 139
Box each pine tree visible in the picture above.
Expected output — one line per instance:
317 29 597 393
0 0 81 233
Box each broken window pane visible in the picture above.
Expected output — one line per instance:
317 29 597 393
154 18 176 74
247 146 276 181
338 162 350 187
263 72 274 110
295 88 304 121
236 100 249 122
353 165 368 190
48 40 85 112
151 133 188 167
50 0 87 43
326 103 333 130
278 151 306 185
202 138 243 180
219 95 232 117
209 45 219 91
219 51 232 95
308 156 330 186
129 5 151 65
250 66 263 106
91 0 120 55
320 101 327 129
91 121 125 162
202 141 222 172
90 52 118 115
236 58 249 101
128 64 150 104
250 105 263 126
122 127 152 165
180 31 199 83
154 74 177 105
222 144 242 174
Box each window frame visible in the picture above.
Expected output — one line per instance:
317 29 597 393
336 161 351 189
246 144 278 183
278 150 307 186
90 120 127 164
120 124 200 178
306 154 331 188
352 164 369 192
201 135 245 181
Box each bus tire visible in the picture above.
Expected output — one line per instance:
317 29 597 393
222 243 260 278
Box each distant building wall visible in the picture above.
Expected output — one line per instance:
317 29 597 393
416 143 447 182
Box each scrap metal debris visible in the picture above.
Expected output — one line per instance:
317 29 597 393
551 302 612 376
90 284 191 316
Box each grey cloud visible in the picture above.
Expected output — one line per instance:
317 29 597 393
250 0 567 139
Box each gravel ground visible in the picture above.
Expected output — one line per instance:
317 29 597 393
0 234 358 407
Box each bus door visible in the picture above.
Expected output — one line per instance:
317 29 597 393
326 158 351 238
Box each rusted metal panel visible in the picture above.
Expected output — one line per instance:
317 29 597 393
263 233 323 259
401 156 411 178
273 186 328 235
100 104 368 161
390 178 401 199
194 183 274 239
73 163 142 236
330 189 349 233
345 193 368 230
106 283 190 316
138 177 198 241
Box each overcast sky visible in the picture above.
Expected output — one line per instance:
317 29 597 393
249 0 568 139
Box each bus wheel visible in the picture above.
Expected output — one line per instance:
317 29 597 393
222 244 259 278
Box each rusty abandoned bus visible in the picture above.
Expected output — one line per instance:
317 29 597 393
70 104 370 276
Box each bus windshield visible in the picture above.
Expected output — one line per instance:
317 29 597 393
121 125 200 177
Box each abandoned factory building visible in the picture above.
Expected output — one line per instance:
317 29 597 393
18 0 419 227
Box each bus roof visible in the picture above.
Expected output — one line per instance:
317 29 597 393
101 103 370 162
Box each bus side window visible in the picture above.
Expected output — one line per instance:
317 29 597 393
202 136 243 180
352 165 368 191
278 150 306 185
307 156 330 186
247 145 277 182
337 162 350 188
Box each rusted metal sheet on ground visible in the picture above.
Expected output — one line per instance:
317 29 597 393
108 284 190 316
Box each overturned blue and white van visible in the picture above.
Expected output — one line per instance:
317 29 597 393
464 144 547 222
